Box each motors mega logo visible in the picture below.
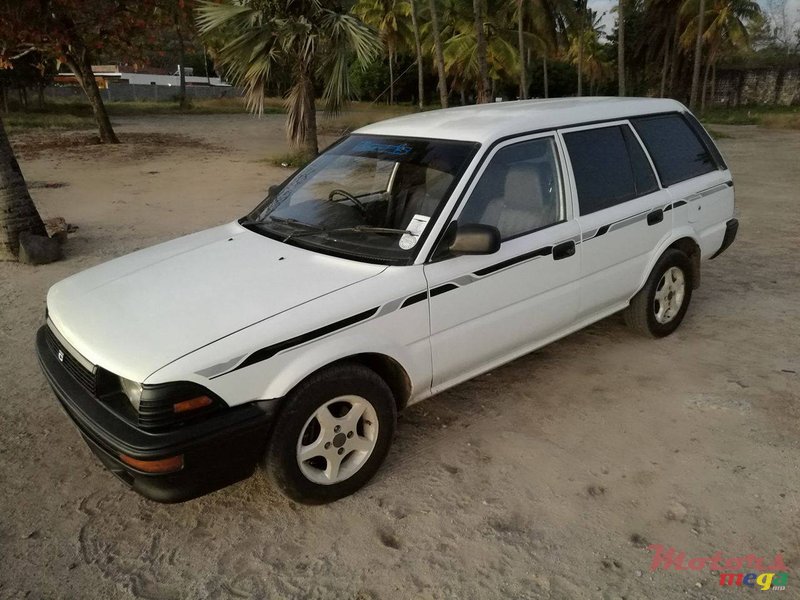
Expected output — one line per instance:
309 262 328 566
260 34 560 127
648 544 790 591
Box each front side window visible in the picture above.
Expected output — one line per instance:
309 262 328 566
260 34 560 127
457 137 564 241
632 113 718 186
243 135 478 264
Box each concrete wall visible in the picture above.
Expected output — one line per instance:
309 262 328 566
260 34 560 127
712 67 800 106
43 84 243 103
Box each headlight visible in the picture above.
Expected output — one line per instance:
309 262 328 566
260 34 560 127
119 376 143 411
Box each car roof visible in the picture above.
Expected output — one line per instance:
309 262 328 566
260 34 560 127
354 97 687 145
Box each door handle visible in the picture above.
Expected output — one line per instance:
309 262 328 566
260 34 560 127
552 240 576 260
647 209 664 226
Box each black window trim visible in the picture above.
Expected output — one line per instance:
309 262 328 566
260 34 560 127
423 109 702 263
630 112 725 189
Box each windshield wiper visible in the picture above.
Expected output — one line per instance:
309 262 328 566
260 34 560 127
283 226 411 243
240 215 321 231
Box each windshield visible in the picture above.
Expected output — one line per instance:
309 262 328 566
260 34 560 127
243 135 479 264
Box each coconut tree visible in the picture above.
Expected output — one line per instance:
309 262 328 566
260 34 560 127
0 116 45 261
529 0 575 98
353 0 410 104
688 0 706 109
618 0 626 95
473 0 491 102
566 8 611 95
681 0 760 109
196 0 381 157
428 0 449 107
404 0 425 108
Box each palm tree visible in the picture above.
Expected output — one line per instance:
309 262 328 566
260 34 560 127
473 0 491 102
681 0 760 109
566 8 610 95
405 0 425 108
196 0 381 157
353 0 409 104
618 0 626 95
0 116 45 261
529 0 574 98
428 0 449 107
688 0 706 109
574 0 588 96
517 0 527 99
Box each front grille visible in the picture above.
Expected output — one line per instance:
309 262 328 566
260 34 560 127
45 326 97 395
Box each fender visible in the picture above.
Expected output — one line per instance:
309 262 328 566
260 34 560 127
630 225 701 300
248 330 427 404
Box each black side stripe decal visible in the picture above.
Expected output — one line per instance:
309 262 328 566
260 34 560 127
474 245 552 277
430 283 459 297
401 291 428 308
214 307 380 377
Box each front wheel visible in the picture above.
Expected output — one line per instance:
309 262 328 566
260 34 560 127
624 248 694 338
265 363 396 504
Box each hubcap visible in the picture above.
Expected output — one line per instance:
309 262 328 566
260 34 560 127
296 395 378 485
653 266 686 324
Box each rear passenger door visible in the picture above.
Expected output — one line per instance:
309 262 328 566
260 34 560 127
560 122 672 319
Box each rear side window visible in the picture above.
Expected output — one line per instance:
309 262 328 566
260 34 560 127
564 125 656 215
632 114 718 186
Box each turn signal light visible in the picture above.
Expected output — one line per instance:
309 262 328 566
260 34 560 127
119 453 184 474
173 395 213 414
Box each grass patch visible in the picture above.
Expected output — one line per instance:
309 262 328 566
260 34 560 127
706 128 732 139
4 112 95 131
701 105 800 129
267 150 315 169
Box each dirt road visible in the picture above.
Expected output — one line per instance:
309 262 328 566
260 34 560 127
1 115 798 599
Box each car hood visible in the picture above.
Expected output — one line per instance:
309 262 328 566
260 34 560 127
47 222 386 382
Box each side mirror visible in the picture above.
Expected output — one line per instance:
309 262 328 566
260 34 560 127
448 223 501 256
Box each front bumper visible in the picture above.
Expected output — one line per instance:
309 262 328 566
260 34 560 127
36 326 279 503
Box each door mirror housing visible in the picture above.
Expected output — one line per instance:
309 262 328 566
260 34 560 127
448 223 501 256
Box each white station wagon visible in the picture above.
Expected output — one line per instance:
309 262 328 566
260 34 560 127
37 98 738 503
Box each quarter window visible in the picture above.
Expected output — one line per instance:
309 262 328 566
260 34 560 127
457 137 564 240
632 113 718 186
564 125 656 215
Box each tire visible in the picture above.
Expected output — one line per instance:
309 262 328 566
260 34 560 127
624 248 694 338
265 362 397 504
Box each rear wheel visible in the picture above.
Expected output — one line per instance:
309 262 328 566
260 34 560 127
624 249 693 338
265 363 396 504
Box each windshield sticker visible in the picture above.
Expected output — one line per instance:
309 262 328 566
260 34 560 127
353 140 413 157
399 214 430 250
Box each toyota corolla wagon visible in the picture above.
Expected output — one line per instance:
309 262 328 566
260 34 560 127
37 98 738 504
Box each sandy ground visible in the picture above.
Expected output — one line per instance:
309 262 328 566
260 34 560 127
1 115 798 600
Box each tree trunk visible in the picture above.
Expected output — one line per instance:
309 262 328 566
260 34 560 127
577 9 584 97
410 0 425 109
710 61 717 107
618 0 626 96
660 25 670 98
388 46 395 105
65 51 119 143
701 55 711 112
669 13 680 96
0 82 7 113
428 0 449 108
37 83 45 109
517 0 527 99
177 26 188 109
689 0 706 110
542 54 550 98
288 64 318 157
0 116 46 261
473 0 490 103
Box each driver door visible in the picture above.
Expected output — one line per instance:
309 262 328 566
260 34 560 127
424 134 581 392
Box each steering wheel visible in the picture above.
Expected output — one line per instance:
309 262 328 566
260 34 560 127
328 189 368 215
